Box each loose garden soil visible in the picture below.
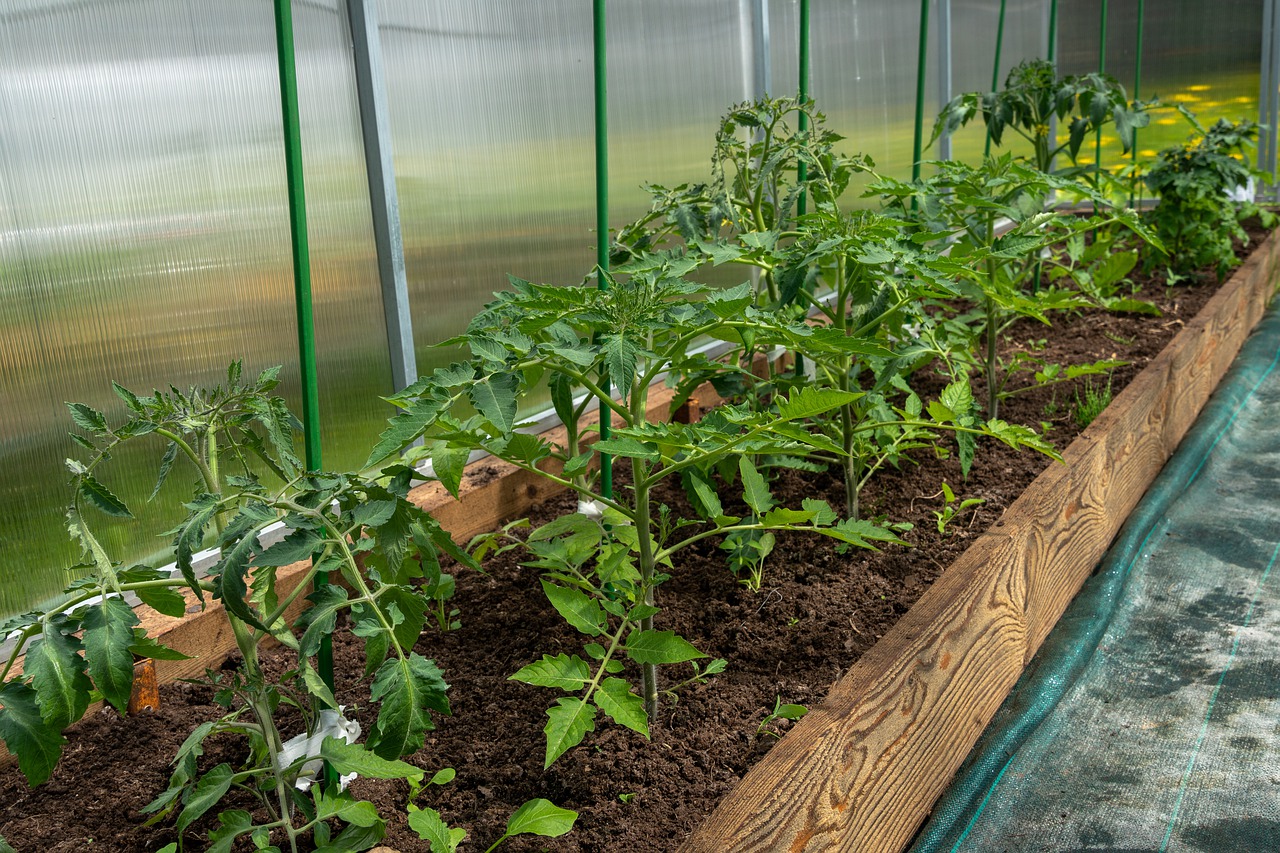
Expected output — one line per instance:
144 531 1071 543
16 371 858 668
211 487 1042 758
0 223 1270 853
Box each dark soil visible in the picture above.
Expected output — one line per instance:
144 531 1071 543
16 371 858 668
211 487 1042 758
0 223 1270 853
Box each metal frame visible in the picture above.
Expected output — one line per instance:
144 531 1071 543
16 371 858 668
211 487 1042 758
937 0 953 162
346 0 417 393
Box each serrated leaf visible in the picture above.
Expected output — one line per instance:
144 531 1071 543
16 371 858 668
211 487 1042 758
594 678 648 737
739 457 775 515
65 402 107 433
82 597 139 713
543 698 597 768
469 373 520 433
177 763 235 832
213 531 269 632
801 498 838 526
25 626 92 729
510 654 592 690
431 445 469 498
256 529 321 568
776 386 861 421
299 585 349 657
759 507 816 526
366 398 444 468
205 809 254 853
78 474 133 518
705 282 753 318
379 586 428 652
503 798 579 840
368 653 450 760
148 441 178 502
625 630 705 665
593 437 660 462
686 470 724 520
408 806 467 852
128 631 193 661
541 580 607 636
111 381 144 414
0 682 66 785
320 736 425 783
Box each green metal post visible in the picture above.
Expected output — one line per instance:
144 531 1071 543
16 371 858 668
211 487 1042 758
912 0 931 195
797 0 810 218
1096 0 1109 185
1130 0 1145 208
1047 0 1059 63
984 0 1008 158
273 0 334 786
593 0 612 501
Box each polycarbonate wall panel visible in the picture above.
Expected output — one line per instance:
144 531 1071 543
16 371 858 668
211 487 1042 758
1058 0 1263 169
0 0 387 618
949 0 1052 163
376 0 596 382
609 1 751 222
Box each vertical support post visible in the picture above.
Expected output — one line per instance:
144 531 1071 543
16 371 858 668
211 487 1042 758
984 0 1008 158
1047 0 1059 64
1270 0 1280 201
1262 0 1280 201
1095 0 1109 188
936 0 953 163
593 0 612 501
1129 0 1145 208
347 0 417 393
272 0 334 779
796 0 810 216
912 0 932 195
745 0 771 102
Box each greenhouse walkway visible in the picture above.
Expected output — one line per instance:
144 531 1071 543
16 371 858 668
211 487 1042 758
910 303 1280 853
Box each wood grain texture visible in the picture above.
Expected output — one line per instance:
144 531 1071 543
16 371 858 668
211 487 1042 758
680 228 1280 853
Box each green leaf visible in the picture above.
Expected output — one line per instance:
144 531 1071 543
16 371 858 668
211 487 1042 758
705 282 753 318
408 806 467 852
625 630 706 665
503 798 579 840
431 445 470 498
128 630 193 662
205 809 254 853
776 386 861 421
541 580 607 637
543 698 597 768
602 335 639 399
686 471 724 520
78 473 133 518
214 532 270 632
470 373 520 433
366 398 444 468
353 499 398 530
368 653 450 760
510 654 592 690
593 437 660 462
82 597 139 713
299 585 349 657
739 457 776 515
177 763 235 833
25 625 92 729
319 736 425 783
65 402 107 433
256 529 321 568
801 498 838 526
136 584 188 619
594 678 649 737
149 441 178 502
0 681 67 785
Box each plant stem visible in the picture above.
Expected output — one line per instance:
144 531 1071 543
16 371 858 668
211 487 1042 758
631 460 659 721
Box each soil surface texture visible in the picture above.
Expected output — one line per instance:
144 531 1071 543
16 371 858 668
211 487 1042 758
0 223 1270 853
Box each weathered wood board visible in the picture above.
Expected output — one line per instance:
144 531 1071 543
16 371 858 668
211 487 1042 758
680 230 1280 852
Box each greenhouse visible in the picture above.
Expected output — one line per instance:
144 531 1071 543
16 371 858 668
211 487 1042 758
1 0 1278 850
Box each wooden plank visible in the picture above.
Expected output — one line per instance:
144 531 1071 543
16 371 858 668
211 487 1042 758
680 228 1280 853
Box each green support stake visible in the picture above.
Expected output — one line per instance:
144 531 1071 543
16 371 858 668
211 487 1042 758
984 0 1008 158
1096 0 1109 191
1047 0 1059 64
272 0 335 785
794 0 811 380
912 0 932 196
1130 0 1146 208
593 0 612 503
797 0 811 217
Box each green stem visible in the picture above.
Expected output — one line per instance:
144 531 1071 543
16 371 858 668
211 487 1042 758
631 460 659 721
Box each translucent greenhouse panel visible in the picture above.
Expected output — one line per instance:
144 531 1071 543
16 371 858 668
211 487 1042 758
947 0 1053 164
608 1 751 220
376 0 596 393
768 0 936 199
1058 0 1264 182
0 0 387 618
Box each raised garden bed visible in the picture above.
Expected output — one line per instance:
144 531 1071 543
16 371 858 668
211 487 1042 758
1 223 1277 853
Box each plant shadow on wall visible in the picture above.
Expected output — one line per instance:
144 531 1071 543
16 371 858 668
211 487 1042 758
0 363 574 852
